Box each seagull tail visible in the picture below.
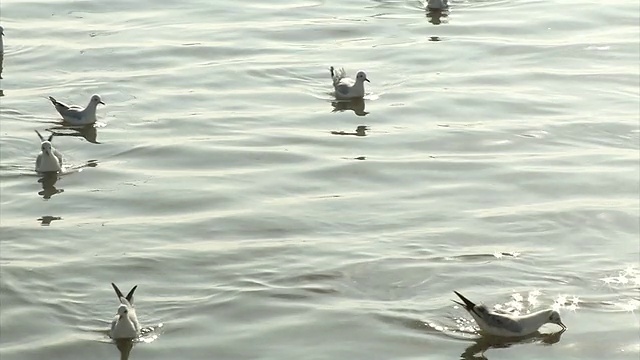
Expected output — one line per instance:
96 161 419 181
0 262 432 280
453 291 476 311
48 96 59 105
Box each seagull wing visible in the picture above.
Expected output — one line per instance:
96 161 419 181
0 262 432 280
330 67 347 86
35 154 42 172
35 130 45 141
120 297 133 309
49 96 71 111
49 96 83 120
125 285 138 305
129 308 141 332
110 315 118 337
53 148 63 166
335 83 352 97
112 283 125 301
483 311 524 335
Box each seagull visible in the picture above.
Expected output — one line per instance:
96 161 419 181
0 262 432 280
48 94 105 125
0 26 4 79
35 130 63 173
0 25 4 55
453 291 566 337
330 66 370 100
426 0 448 10
110 283 141 340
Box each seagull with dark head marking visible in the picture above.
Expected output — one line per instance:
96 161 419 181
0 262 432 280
49 94 105 125
35 130 63 173
110 283 141 340
453 291 566 337
329 66 370 100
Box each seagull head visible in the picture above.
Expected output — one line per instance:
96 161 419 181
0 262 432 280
0 26 4 36
117 304 129 319
91 94 105 106
356 71 370 83
547 310 566 330
41 141 52 156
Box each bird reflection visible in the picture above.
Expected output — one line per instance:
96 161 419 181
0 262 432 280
331 125 369 137
37 172 64 199
115 339 134 360
331 98 368 116
47 123 100 144
460 329 565 360
37 215 62 226
426 8 449 25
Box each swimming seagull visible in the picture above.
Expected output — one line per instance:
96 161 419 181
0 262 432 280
48 94 105 125
35 130 63 173
330 66 370 100
453 291 566 337
110 283 141 340
426 0 448 10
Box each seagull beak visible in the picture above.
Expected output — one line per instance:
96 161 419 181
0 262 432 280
558 321 567 330
99 101 105 105
365 78 370 83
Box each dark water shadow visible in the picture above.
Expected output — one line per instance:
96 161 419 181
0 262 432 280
115 339 134 360
331 125 369 137
460 329 565 360
47 123 101 144
37 215 63 226
35 160 98 199
331 98 368 116
111 323 164 360
37 172 64 200
426 8 449 25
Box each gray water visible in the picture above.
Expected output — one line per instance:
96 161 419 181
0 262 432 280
0 0 638 359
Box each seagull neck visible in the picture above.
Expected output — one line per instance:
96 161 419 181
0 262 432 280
84 99 97 112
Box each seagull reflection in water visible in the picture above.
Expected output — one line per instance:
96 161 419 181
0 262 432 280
331 125 368 137
426 5 449 26
36 160 98 199
460 329 565 360
47 123 100 144
113 324 164 360
115 339 134 360
38 172 63 199
37 215 62 226
331 98 368 116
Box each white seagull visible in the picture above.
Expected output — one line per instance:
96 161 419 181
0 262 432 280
110 283 141 340
35 130 63 173
426 0 448 10
453 291 566 337
48 94 105 125
330 66 370 100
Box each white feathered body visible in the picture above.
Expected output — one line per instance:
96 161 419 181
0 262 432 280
110 301 141 339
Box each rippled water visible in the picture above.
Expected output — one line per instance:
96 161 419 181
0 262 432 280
1 0 638 359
